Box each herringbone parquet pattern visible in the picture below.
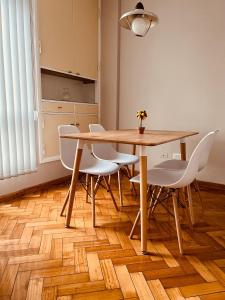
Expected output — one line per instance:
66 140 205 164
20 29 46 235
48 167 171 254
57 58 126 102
1 176 225 300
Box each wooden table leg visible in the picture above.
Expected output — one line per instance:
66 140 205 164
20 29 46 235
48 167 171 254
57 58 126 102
139 146 148 255
65 140 84 228
180 139 186 160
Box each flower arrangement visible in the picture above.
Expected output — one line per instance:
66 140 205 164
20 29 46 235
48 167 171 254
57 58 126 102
136 110 148 134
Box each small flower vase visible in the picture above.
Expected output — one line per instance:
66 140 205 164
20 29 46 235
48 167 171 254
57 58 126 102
138 126 145 134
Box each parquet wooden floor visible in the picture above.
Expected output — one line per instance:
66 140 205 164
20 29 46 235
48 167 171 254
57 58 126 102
1 176 225 300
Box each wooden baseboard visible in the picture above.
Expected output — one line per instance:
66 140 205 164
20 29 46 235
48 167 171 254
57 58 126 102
0 175 72 202
197 180 225 192
1 175 224 203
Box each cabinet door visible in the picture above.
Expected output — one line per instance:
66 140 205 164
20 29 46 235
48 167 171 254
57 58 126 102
38 0 75 73
74 0 99 79
42 113 75 158
75 114 98 132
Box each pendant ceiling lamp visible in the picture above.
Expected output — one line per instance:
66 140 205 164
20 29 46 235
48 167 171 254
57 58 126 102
120 2 158 37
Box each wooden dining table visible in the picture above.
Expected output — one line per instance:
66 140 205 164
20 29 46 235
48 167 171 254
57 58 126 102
60 129 198 254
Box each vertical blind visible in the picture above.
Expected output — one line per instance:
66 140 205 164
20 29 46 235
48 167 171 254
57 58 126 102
0 0 37 179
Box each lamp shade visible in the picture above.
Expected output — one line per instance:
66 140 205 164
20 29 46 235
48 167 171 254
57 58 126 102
120 2 158 37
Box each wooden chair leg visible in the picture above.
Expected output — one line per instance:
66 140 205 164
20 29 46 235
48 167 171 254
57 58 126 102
91 176 96 227
129 210 141 239
187 185 195 225
172 191 183 255
85 174 90 203
104 177 119 211
117 170 123 207
60 186 70 216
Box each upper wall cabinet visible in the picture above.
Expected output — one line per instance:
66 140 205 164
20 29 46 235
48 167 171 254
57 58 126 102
38 0 99 80
74 0 98 80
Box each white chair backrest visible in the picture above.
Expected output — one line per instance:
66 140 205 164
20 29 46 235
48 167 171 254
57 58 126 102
89 124 118 160
198 130 219 171
171 130 218 188
58 125 95 170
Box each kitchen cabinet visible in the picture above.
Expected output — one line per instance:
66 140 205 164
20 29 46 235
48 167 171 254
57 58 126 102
74 113 98 133
42 113 75 158
38 0 74 73
40 101 98 162
38 0 99 80
74 0 99 80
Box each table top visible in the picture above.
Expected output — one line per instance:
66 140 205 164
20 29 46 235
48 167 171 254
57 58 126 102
60 129 198 146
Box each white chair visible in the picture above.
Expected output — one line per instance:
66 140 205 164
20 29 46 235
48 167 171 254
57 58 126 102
58 125 119 227
129 130 218 254
154 130 219 172
89 124 139 206
153 130 219 223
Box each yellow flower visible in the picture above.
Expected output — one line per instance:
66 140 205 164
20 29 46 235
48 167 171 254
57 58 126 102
136 110 148 120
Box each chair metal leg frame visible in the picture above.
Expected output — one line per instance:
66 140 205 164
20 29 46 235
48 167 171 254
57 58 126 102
193 179 204 218
177 189 193 230
125 165 137 196
92 175 119 211
94 175 102 194
129 210 141 239
60 185 71 216
172 190 183 254
104 177 119 211
62 175 101 218
150 187 164 215
147 185 156 218
129 186 162 239
94 175 109 193
129 189 184 254
103 176 110 192
91 175 119 227
117 170 123 207
62 173 118 226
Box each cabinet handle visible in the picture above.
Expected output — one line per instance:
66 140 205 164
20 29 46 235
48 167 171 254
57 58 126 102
70 123 75 126
57 106 62 109
75 72 80 76
68 70 72 74
75 123 80 127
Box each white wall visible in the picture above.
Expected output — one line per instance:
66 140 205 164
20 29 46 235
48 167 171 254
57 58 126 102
103 0 225 184
0 161 70 195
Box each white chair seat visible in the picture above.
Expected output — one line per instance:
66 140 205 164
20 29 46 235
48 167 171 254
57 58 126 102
130 168 185 188
104 152 139 166
154 159 188 170
80 159 119 176
61 145 119 176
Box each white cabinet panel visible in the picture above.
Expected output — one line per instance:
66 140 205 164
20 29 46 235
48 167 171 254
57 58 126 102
38 0 98 79
38 0 75 73
42 113 75 158
75 114 98 132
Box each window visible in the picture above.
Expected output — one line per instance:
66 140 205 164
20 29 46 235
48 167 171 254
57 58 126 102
0 0 37 179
